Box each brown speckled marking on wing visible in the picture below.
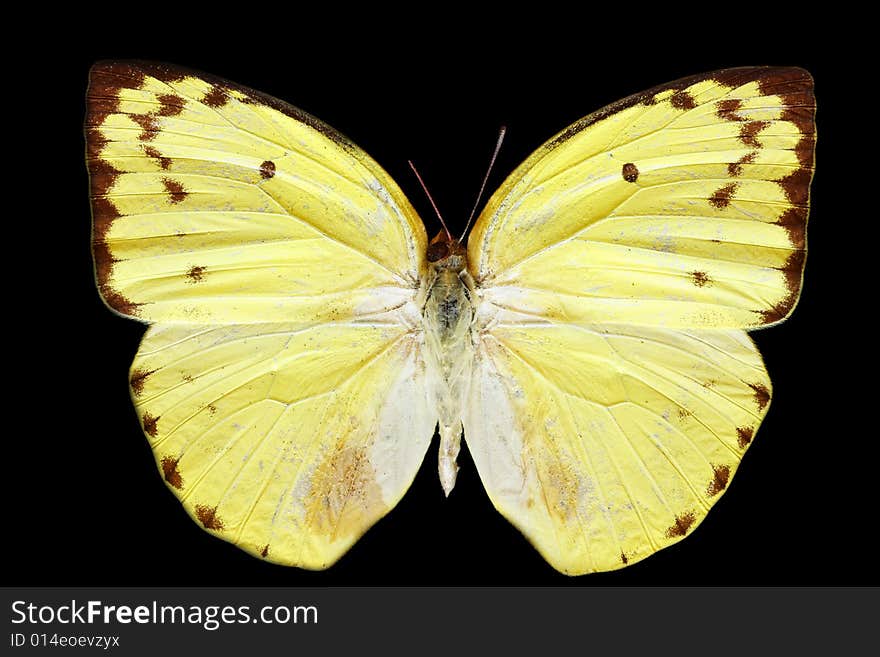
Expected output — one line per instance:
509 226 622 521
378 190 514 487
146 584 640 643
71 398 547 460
142 412 160 437
736 427 754 449
129 368 155 395
303 445 385 542
739 120 769 147
162 178 188 204
161 457 184 489
143 145 171 170
749 383 771 411
690 271 712 288
666 512 696 538
709 183 738 209
727 152 756 177
202 85 230 108
186 265 207 283
195 504 224 531
707 465 730 497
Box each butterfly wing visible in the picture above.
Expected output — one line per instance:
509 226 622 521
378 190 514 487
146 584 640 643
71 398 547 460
87 62 433 567
130 321 433 568
467 319 771 573
468 68 813 329
88 61 426 324
466 68 815 574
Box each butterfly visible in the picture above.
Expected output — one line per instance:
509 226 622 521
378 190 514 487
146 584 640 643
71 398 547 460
86 62 814 574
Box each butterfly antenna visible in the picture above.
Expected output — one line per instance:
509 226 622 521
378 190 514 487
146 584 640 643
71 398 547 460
409 160 452 241
460 125 507 241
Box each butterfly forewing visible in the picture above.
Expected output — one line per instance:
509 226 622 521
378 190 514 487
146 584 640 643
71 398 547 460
469 67 814 329
87 61 427 325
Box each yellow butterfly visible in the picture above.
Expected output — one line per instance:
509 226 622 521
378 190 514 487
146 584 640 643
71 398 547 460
86 62 814 574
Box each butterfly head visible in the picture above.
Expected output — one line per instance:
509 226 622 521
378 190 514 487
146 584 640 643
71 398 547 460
426 230 467 272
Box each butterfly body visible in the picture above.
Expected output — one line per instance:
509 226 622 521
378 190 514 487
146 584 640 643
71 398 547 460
87 62 814 574
421 235 476 494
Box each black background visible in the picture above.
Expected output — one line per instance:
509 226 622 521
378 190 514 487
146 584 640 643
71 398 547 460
12 21 868 587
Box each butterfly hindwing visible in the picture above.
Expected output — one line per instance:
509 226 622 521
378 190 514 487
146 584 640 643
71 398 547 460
129 320 434 568
466 316 770 574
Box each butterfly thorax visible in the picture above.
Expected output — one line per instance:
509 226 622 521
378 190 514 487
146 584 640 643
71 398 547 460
421 235 476 496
